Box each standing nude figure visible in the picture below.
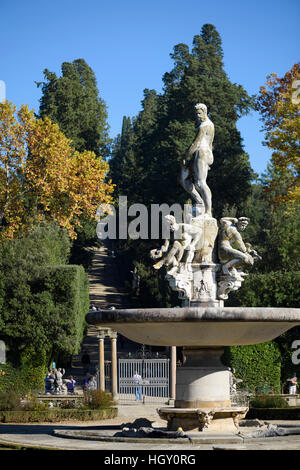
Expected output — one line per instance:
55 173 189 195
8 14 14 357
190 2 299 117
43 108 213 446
180 103 214 217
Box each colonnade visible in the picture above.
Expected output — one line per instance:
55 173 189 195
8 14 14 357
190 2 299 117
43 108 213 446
96 328 177 402
97 328 118 399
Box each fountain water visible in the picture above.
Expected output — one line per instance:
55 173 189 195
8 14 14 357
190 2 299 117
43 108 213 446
87 103 300 435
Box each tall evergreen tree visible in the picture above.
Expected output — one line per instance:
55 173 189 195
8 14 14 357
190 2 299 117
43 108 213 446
110 116 138 199
109 24 256 309
36 58 111 157
110 25 255 216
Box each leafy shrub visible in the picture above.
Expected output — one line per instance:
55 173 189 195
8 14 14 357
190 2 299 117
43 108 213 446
83 390 115 410
250 395 288 409
0 363 22 394
0 390 22 411
18 348 47 395
21 397 48 412
225 271 300 391
0 349 47 396
58 399 84 409
0 390 50 412
228 271 300 308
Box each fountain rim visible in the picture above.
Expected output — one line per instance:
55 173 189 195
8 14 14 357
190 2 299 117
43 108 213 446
86 306 300 324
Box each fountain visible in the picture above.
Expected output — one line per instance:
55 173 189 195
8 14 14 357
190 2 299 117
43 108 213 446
86 103 300 436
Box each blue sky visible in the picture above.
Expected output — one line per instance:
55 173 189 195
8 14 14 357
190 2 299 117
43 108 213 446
0 0 299 175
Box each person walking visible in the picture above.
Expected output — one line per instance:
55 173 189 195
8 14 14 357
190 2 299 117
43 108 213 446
133 371 142 401
287 373 298 394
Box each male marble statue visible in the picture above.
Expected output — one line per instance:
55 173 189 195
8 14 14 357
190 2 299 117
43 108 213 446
217 217 261 300
218 217 254 268
180 103 214 217
150 214 202 275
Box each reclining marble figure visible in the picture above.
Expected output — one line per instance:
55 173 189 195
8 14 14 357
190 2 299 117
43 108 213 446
150 215 202 275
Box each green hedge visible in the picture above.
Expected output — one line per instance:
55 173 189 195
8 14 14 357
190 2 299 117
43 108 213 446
0 358 47 396
0 363 23 393
249 395 288 409
223 271 300 392
36 264 90 358
223 341 282 394
246 408 300 420
0 408 117 423
0 264 89 393
1 264 89 360
228 271 300 308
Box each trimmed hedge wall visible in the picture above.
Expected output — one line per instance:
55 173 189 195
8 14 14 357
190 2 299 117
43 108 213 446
0 264 89 393
37 264 90 357
0 408 117 423
223 271 300 392
246 408 300 420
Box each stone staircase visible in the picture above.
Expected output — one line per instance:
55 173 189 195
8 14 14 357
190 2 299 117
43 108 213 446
69 243 136 387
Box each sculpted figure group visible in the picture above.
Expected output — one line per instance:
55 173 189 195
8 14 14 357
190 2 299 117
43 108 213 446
150 103 261 302
150 214 202 275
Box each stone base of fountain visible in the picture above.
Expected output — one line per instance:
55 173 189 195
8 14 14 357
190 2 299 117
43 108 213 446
86 306 300 435
158 407 248 433
158 346 248 432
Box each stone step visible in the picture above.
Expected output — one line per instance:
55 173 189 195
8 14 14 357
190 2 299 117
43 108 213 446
69 242 131 378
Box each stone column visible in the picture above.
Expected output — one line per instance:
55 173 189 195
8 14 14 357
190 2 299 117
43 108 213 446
170 346 176 404
97 332 105 391
110 331 118 400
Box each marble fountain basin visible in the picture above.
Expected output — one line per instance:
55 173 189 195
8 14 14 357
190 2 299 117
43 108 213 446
86 307 300 347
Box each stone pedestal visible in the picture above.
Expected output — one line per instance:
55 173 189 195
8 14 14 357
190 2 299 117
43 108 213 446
192 215 218 264
180 264 224 308
158 346 248 432
176 347 230 407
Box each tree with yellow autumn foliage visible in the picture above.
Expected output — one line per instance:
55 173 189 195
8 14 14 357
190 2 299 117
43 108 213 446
0 101 114 239
256 63 300 209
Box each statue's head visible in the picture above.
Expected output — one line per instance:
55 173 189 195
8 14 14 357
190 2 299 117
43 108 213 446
165 214 177 231
237 217 249 231
195 103 207 122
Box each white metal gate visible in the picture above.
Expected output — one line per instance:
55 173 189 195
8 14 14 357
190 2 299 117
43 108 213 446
118 358 170 403
96 360 111 391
